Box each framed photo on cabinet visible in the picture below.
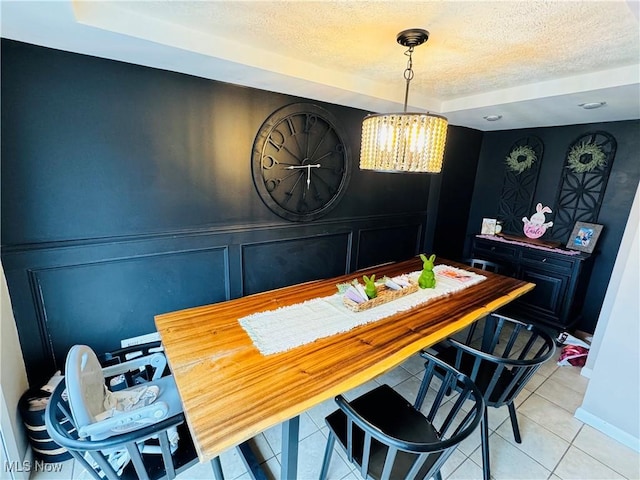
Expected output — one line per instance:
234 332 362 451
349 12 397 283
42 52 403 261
566 222 603 253
481 218 497 235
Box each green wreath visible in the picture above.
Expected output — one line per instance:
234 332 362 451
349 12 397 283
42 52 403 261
567 141 606 173
505 145 537 174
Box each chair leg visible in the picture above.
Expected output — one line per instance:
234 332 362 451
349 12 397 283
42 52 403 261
159 430 176 479
210 456 224 480
126 443 150 480
481 406 490 480
465 322 478 344
508 402 522 444
415 374 429 410
319 432 336 480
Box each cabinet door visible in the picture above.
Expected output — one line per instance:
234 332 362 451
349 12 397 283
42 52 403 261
517 265 570 325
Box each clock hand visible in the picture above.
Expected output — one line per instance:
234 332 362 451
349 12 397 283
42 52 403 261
285 164 321 169
285 164 321 189
307 164 321 190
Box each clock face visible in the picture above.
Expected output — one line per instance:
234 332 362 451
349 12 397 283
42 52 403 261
252 103 351 222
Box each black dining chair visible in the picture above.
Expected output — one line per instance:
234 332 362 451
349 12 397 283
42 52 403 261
463 258 505 275
422 313 556 480
460 258 509 344
45 344 231 480
319 353 485 480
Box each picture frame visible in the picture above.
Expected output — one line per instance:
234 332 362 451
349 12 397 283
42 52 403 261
481 218 497 235
566 221 603 253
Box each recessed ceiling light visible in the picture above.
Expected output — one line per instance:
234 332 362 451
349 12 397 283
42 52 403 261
483 115 502 121
578 102 607 110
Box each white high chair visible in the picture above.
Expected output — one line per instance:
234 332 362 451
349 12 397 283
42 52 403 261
45 344 227 480
65 345 179 441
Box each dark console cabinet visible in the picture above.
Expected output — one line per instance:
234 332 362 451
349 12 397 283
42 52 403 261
472 236 594 331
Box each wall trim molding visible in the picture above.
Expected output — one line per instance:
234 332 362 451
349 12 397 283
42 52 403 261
1 212 427 255
25 245 231 369
354 223 424 271
574 407 640 452
5 214 428 383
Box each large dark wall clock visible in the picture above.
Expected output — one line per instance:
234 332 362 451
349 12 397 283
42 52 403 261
252 103 351 222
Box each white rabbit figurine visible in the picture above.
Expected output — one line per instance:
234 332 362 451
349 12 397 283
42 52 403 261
522 203 553 239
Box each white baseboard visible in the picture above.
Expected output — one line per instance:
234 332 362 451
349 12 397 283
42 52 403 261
0 419 30 480
580 366 593 379
0 386 29 480
575 407 640 452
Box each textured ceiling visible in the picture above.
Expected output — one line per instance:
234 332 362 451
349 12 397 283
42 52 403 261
1 0 639 130
113 0 640 100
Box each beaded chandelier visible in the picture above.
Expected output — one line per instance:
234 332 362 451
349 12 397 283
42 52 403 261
360 29 448 173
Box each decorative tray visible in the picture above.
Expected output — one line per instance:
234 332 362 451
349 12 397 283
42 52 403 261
342 282 418 312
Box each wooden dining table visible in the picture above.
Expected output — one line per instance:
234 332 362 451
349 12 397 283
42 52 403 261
154 256 534 479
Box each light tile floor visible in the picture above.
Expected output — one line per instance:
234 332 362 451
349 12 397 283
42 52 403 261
32 335 639 480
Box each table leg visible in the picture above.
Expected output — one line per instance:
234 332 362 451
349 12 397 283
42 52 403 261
280 416 300 479
237 416 300 480
238 442 268 480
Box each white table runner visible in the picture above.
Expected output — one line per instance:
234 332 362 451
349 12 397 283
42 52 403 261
239 265 486 355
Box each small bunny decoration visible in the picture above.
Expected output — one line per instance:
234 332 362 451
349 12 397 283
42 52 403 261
522 203 554 239
363 275 377 299
418 254 436 289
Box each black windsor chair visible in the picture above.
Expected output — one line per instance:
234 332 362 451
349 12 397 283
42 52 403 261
422 314 556 480
319 352 485 480
463 258 505 274
460 258 509 344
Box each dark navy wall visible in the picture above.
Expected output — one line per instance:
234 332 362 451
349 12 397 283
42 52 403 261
465 121 640 333
1 39 429 244
431 126 483 259
1 40 481 385
5 39 634 385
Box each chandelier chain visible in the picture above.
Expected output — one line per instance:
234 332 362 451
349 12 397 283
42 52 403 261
403 46 415 112
403 46 415 81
